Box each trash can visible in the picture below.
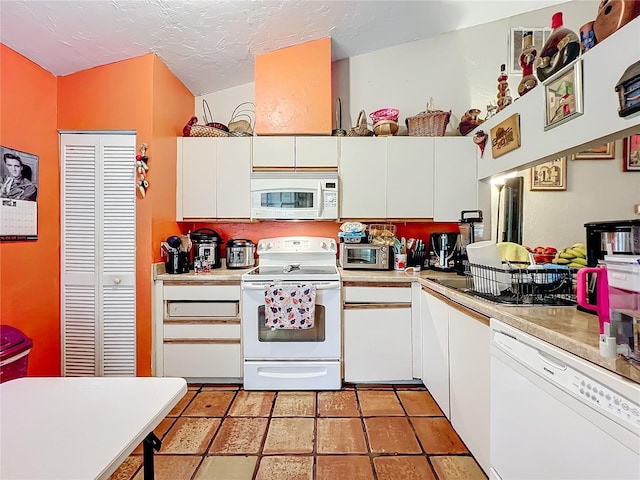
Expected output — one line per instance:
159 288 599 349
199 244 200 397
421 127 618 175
0 325 33 383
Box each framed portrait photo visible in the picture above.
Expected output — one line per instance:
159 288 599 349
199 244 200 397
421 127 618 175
544 60 583 131
530 157 567 191
623 134 640 171
571 141 616 160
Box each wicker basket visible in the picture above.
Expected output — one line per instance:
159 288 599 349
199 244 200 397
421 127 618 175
405 109 451 136
183 117 229 137
370 108 400 123
347 110 374 137
373 120 399 136
228 102 255 136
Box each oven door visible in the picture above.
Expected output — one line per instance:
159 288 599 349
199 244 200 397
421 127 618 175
242 281 341 360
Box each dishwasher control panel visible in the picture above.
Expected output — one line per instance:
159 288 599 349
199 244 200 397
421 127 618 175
567 370 640 429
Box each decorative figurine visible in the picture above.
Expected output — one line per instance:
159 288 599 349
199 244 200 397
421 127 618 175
518 31 538 97
536 12 580 82
485 101 498 120
497 64 512 111
136 143 150 198
473 130 488 158
458 109 484 136
579 21 597 52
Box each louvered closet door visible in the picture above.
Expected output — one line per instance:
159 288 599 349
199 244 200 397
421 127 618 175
60 133 136 376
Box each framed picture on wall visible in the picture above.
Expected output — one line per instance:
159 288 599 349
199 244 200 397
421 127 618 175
508 27 551 75
0 145 39 241
544 60 583 131
623 134 640 171
571 141 616 160
530 157 567 191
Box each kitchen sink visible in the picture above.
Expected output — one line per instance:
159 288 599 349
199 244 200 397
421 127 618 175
428 275 577 307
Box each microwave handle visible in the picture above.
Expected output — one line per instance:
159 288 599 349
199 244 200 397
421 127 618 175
317 181 323 217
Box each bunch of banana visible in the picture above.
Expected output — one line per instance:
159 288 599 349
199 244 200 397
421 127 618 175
552 242 587 269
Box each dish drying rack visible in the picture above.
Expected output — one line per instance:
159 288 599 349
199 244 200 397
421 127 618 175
465 261 577 306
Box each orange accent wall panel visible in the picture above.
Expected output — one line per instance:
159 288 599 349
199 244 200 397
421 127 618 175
255 38 332 135
0 44 60 376
58 54 194 376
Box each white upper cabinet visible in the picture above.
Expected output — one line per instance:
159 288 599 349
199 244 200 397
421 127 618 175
178 137 216 219
216 138 252 218
339 137 387 218
295 137 339 168
252 136 295 168
252 136 338 170
433 137 478 221
177 137 251 220
387 137 434 218
340 136 435 219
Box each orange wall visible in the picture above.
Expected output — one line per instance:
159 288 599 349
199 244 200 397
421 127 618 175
255 38 332 135
0 44 60 375
58 54 193 376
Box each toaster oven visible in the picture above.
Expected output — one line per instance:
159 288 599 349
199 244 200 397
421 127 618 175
339 244 392 270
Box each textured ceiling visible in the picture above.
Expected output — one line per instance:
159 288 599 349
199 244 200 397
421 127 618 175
0 0 569 96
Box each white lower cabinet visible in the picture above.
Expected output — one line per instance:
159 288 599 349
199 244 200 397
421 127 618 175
153 280 242 381
420 287 490 474
420 288 450 418
343 283 413 382
448 307 490 474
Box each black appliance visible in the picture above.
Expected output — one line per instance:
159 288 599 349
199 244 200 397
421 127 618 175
455 210 484 275
429 232 461 272
190 228 222 270
583 219 640 308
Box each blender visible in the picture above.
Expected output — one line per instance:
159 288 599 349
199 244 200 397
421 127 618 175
455 210 484 275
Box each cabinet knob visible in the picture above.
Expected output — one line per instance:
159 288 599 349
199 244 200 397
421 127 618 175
114 277 122 285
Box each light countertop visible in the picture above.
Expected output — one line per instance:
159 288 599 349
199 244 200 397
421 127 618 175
153 263 639 384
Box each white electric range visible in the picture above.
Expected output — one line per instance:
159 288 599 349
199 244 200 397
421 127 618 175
241 236 341 390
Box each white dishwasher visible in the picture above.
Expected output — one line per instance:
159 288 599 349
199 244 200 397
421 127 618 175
490 318 640 480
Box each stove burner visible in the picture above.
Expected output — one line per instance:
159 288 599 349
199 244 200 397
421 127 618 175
283 263 301 273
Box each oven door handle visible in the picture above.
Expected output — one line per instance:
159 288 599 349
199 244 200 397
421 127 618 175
258 370 328 379
242 281 341 291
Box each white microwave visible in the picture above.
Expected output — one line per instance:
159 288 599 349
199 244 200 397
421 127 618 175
250 172 338 220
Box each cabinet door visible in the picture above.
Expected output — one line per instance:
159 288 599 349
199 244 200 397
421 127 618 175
177 137 216 219
420 289 450 418
448 307 490 473
252 136 295 169
387 137 434 218
343 306 413 382
295 137 338 168
217 137 251 218
339 137 387 218
433 138 477 221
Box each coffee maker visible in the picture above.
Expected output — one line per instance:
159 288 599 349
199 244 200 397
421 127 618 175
429 232 461 272
455 210 484 275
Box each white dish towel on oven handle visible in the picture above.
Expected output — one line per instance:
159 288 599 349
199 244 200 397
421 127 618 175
264 283 316 329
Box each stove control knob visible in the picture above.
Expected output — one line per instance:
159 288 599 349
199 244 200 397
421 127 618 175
320 241 327 249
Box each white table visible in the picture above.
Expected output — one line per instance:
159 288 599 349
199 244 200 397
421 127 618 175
0 377 187 480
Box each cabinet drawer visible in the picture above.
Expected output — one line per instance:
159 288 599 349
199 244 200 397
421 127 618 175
163 284 240 301
163 343 242 378
164 323 241 339
167 301 238 317
343 285 412 303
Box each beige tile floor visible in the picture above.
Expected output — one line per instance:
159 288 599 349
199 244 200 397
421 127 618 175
109 384 487 480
